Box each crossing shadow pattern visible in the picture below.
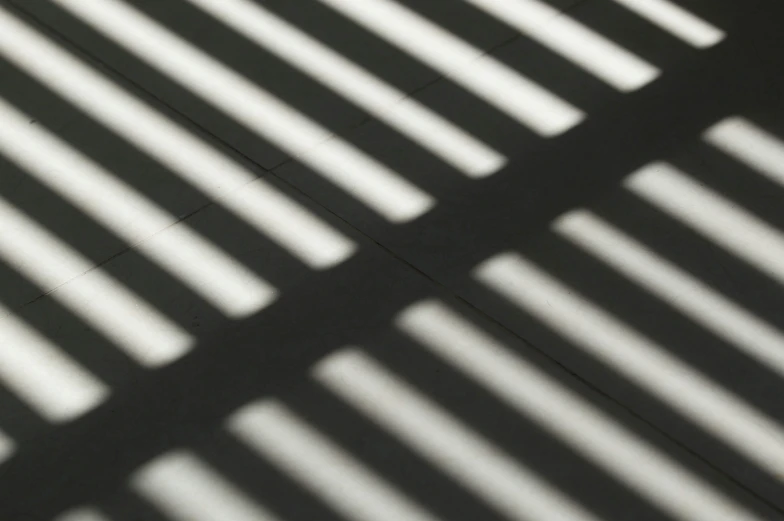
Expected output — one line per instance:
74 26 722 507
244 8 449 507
0 0 783 519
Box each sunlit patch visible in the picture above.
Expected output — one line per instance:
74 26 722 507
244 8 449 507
475 252 784 481
463 0 659 91
183 0 506 178
0 195 192 367
0 5 356 268
314 347 601 521
318 0 585 135
396 300 766 521
610 0 725 48
704 117 784 188
227 399 442 521
555 209 784 378
0 98 276 318
0 429 14 464
131 450 281 521
51 0 434 222
54 506 113 521
0 305 108 422
625 162 784 287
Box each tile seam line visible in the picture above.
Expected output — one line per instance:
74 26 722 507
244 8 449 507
6 2 784 514
10 198 218 315
420 284 784 517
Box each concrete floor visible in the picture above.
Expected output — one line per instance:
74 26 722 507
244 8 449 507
0 0 783 519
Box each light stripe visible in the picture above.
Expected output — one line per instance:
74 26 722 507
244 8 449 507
0 5 355 268
0 429 14 464
52 0 434 222
609 0 724 48
318 0 585 135
555 209 784 377
0 305 108 422
704 117 784 188
475 252 784 481
228 400 443 521
0 98 276 318
131 451 281 521
0 195 192 367
55 507 113 521
397 300 765 521
463 0 659 91
314 348 602 521
183 0 506 178
625 162 784 287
